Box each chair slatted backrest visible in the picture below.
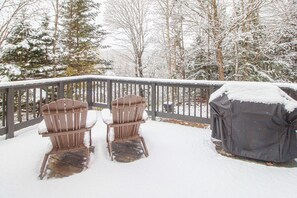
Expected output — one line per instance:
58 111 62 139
111 95 146 140
42 99 88 149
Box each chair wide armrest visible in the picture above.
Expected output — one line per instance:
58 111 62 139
109 120 145 127
41 128 89 137
102 108 113 124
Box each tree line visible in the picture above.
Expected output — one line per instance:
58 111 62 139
0 0 296 82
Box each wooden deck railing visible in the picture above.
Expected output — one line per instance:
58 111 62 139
0 75 296 139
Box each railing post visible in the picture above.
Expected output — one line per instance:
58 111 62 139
209 85 215 128
87 79 92 109
151 83 157 120
209 85 215 95
6 88 15 139
107 80 112 109
58 82 64 99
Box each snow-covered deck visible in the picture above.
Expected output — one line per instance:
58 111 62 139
0 112 296 198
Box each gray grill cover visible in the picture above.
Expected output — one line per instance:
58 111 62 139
210 93 297 163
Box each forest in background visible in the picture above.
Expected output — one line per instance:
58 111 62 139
0 0 296 82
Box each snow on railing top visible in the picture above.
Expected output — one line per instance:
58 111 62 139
0 75 226 88
0 75 296 91
209 82 297 112
0 75 93 88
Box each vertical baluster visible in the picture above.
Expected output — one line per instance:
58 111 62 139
118 82 121 98
113 82 117 100
121 83 124 97
51 85 54 101
72 83 75 99
6 88 15 139
161 86 164 113
103 81 106 103
200 89 203 117
183 87 185 116
92 81 95 102
45 86 49 104
107 80 112 109
147 85 151 111
33 88 36 118
166 85 169 113
39 87 43 116
78 82 82 101
194 88 197 117
177 87 180 114
98 81 101 102
83 81 86 101
87 80 92 108
188 87 191 116
1 92 6 126
26 89 29 121
96 81 99 103
151 83 156 120
172 86 175 114
58 83 62 100
100 81 102 103
75 83 78 100
66 83 69 98
17 90 22 123
206 89 209 118
156 85 160 112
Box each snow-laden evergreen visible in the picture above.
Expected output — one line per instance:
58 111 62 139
60 0 107 76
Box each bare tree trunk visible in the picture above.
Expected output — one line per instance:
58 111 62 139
157 0 174 79
138 55 144 77
134 58 138 77
52 0 59 77
235 40 239 80
165 1 173 78
216 42 224 80
211 0 224 80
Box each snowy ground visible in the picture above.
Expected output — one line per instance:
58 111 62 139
0 112 296 198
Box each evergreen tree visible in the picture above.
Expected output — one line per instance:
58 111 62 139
1 16 56 79
33 15 59 78
185 36 218 80
1 18 34 79
61 0 107 76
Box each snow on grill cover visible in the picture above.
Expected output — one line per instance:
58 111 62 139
209 82 297 162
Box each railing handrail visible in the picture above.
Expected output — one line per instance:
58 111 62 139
1 75 296 90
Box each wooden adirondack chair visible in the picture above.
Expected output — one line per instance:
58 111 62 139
38 98 96 179
103 95 149 160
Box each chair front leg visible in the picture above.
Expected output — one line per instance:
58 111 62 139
106 125 110 143
89 129 92 147
39 149 53 179
106 125 114 160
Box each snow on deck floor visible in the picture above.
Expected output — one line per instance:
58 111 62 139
0 112 297 198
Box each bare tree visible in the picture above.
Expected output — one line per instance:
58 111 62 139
156 0 175 78
0 0 37 47
184 0 264 80
155 0 186 79
105 0 151 77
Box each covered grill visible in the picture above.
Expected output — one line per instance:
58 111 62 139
209 82 297 162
